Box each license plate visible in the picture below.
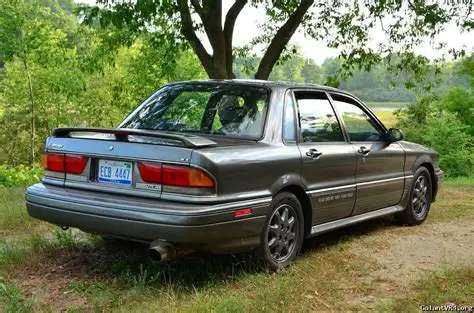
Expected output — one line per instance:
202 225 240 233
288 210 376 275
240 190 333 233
98 160 132 186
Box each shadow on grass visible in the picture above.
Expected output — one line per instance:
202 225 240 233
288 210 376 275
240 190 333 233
10 216 398 294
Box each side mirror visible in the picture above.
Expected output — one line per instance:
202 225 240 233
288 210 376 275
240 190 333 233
388 128 404 142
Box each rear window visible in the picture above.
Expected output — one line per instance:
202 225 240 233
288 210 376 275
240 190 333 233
120 83 270 140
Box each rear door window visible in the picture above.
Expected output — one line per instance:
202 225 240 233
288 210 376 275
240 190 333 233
294 91 345 142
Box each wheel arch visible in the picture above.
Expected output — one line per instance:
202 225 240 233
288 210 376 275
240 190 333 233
274 184 313 238
419 162 438 202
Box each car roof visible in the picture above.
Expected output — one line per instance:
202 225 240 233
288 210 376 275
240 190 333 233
167 79 356 98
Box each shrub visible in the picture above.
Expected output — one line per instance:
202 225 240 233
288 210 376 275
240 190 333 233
396 89 473 177
0 165 42 187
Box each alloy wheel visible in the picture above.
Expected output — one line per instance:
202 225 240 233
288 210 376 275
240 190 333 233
412 175 429 218
266 204 299 262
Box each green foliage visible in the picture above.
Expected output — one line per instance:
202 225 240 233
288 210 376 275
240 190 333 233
0 0 206 167
435 87 474 135
0 165 42 187
84 0 471 81
396 86 473 177
235 52 471 103
0 276 36 313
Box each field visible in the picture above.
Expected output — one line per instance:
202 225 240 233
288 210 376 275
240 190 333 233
367 102 409 109
373 110 398 127
0 179 473 312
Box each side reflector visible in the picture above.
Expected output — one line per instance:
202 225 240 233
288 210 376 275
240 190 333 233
234 208 253 217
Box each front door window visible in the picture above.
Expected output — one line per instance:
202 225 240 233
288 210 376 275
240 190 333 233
330 94 384 142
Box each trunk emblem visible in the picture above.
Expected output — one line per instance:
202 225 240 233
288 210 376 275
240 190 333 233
109 145 114 151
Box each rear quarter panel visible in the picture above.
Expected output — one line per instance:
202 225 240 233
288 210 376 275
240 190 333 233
190 143 302 203
190 86 305 204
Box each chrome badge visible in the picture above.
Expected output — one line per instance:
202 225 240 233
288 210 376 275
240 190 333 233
109 145 114 151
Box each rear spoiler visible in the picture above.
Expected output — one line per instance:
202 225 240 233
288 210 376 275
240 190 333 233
52 128 217 148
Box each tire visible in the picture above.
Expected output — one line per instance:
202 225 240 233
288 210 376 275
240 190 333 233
259 192 305 271
395 166 432 226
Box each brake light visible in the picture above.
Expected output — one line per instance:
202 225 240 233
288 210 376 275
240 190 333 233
43 153 65 172
65 154 88 174
43 153 88 174
138 162 162 184
162 165 215 188
138 162 215 188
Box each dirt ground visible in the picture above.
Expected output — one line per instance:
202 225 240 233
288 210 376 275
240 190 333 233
2 181 473 312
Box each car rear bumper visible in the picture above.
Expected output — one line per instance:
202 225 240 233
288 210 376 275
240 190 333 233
25 183 270 251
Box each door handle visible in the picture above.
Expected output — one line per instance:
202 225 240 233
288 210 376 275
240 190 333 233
358 146 371 154
306 148 323 158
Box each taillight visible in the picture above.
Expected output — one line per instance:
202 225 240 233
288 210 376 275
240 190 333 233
43 153 65 172
138 162 215 188
162 165 214 188
43 153 88 174
65 154 88 174
138 162 162 184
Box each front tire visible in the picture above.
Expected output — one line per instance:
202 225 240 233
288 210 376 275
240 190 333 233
259 192 304 270
396 166 432 226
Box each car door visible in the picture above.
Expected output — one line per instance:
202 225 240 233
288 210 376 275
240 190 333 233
291 90 357 225
329 93 405 215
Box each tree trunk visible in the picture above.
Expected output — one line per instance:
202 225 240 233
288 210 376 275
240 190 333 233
178 0 313 80
255 0 314 80
23 57 36 165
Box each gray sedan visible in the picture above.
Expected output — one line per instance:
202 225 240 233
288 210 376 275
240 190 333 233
25 80 444 269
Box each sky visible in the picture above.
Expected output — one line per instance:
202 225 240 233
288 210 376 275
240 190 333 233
75 0 473 65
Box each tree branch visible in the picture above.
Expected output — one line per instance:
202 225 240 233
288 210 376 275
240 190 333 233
224 0 247 78
198 0 224 54
190 0 203 15
255 0 314 80
176 0 214 77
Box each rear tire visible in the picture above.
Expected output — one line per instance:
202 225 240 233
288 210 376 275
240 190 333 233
395 166 432 226
259 192 304 271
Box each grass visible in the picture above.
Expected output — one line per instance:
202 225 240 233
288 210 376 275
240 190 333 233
0 277 37 313
0 188 30 233
367 102 409 109
0 178 472 312
378 266 474 311
429 179 474 222
0 187 54 237
373 110 398 127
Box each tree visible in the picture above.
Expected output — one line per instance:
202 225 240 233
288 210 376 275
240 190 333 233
0 0 78 164
0 0 206 166
81 0 472 80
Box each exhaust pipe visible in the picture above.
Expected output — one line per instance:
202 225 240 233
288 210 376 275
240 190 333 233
149 240 175 262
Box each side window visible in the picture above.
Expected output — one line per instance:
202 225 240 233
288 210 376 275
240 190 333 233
294 91 345 142
283 92 296 142
330 94 383 142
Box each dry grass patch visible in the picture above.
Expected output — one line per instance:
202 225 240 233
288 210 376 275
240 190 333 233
377 266 474 311
0 178 472 312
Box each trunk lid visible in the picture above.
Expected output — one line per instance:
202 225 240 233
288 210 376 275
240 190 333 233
43 128 218 198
